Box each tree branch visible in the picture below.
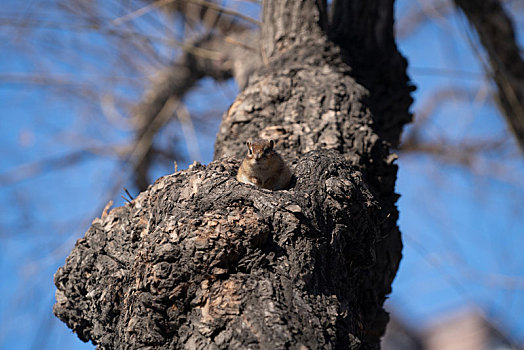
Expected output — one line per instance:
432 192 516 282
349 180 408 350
261 0 326 60
454 0 524 152
129 29 260 190
329 0 415 148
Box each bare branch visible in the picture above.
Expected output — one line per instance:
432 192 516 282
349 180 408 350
454 0 524 152
396 0 453 39
0 147 110 186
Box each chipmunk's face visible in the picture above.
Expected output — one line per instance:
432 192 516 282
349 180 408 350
245 139 274 163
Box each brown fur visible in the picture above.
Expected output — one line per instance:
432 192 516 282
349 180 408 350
237 139 292 190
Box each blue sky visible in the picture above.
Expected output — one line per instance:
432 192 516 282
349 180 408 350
1 0 524 348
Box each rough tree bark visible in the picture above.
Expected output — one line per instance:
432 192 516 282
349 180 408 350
54 0 413 349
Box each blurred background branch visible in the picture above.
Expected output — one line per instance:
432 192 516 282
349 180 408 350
454 0 524 153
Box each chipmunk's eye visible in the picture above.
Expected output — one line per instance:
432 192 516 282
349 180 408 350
248 148 252 155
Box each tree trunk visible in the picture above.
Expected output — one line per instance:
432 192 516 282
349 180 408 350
53 0 413 348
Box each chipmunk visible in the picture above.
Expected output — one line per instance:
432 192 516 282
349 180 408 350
237 139 292 190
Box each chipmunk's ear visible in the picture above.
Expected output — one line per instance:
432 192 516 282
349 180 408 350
269 139 274 149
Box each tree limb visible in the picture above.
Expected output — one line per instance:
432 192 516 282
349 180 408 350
454 0 524 152
329 0 415 148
